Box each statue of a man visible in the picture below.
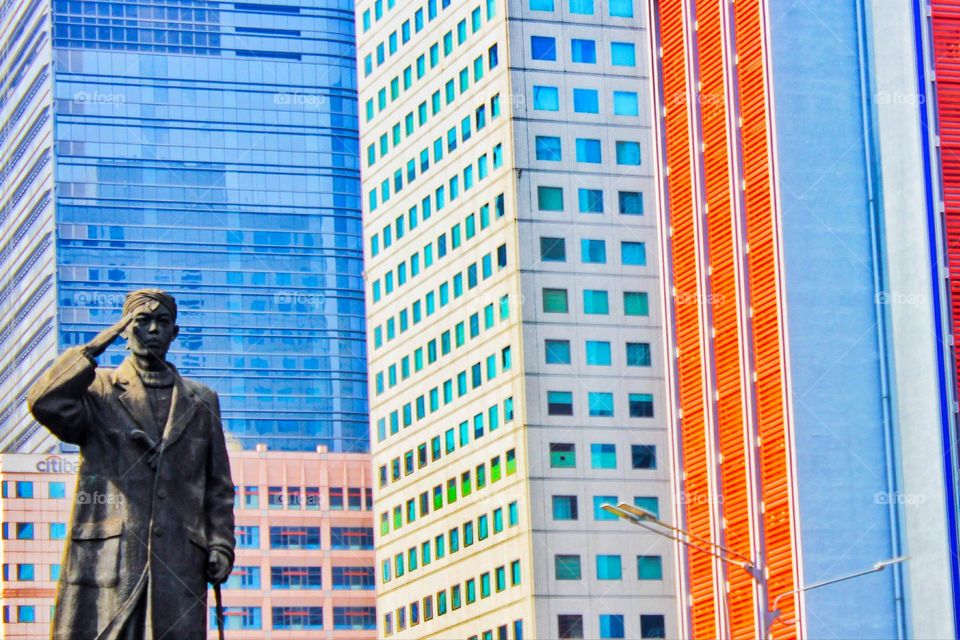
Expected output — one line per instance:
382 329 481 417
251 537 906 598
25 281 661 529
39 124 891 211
28 289 235 639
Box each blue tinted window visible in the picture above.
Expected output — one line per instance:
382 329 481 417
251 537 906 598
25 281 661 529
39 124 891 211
545 339 571 364
619 191 644 214
613 91 639 116
536 136 563 161
609 0 634 16
533 86 560 111
616 141 642 165
611 42 636 66
571 39 596 63
578 188 604 213
573 88 599 113
569 0 593 13
596 554 622 579
622 241 646 265
600 614 625 639
531 36 557 61
585 341 611 365
581 239 606 264
530 0 554 9
588 392 614 416
576 138 602 163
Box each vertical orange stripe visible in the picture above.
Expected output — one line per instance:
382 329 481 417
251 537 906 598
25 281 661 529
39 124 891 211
694 0 758 636
734 1 799 637
659 1 720 636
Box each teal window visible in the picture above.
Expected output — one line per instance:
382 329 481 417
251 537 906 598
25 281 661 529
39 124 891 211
629 393 654 417
588 392 614 417
634 496 660 518
478 514 489 539
496 566 507 591
576 138 602 163
493 508 504 532
596 555 622 580
48 482 65 499
638 555 663 580
569 0 593 13
457 19 467 44
578 188 604 213
594 496 619 520
613 91 639 116
619 190 644 214
624 291 649 316
530 0 554 9
549 442 576 468
537 186 564 211
622 241 647 265
573 88 599 113
449 527 460 552
511 560 521 585
571 38 596 63
17 563 34 581
466 578 476 603
555 554 581 580
590 443 617 469
536 136 562 161
436 534 446 558
626 342 651 367
581 239 606 264
548 390 573 415
531 35 557 61
611 41 636 66
600 614 625 639
583 289 609 314
472 7 482 30
552 495 578 520
610 0 633 16
540 236 566 261
508 501 519 526
545 339 571 364
616 141 642 165
586 340 611 365
533 85 560 111
480 572 491 597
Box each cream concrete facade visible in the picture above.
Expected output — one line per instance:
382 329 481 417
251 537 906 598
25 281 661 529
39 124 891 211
0 449 376 639
357 0 675 638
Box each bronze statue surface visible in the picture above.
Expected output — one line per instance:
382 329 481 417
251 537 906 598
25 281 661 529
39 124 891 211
28 289 235 639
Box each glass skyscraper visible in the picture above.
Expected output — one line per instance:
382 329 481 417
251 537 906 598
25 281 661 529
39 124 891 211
0 0 368 453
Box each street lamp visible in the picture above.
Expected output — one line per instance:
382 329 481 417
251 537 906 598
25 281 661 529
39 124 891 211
602 502 908 638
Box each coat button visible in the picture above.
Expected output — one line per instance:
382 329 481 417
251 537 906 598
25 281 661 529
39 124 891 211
153 526 163 537
157 489 167 499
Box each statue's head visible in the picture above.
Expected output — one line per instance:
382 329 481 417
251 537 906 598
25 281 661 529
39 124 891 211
121 289 179 361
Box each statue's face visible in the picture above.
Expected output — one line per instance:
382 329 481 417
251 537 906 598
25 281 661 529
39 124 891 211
125 305 178 360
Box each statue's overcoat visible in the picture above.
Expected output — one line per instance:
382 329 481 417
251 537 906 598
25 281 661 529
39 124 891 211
28 347 235 639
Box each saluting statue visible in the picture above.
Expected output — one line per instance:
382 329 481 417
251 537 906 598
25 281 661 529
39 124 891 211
28 289 235 639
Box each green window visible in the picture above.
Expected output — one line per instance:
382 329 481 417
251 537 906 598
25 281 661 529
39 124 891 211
506 449 517 475
433 485 443 510
447 479 457 503
555 554 581 580
491 456 502 481
638 555 663 580
543 288 569 313
461 470 472 497
537 186 564 211
624 291 649 316
550 443 576 468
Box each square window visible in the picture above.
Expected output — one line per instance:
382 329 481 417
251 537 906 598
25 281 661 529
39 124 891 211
573 88 599 113
536 136 563 161
570 0 593 13
622 241 647 265
610 0 634 16
581 239 606 264
634 496 660 518
549 443 576 468
585 340 611 365
554 554 581 580
552 495 578 520
559 614 584 639
545 339 572 364
571 38 596 63
588 392 614 417
616 141 642 165
613 91 639 116
629 393 654 417
619 191 644 215
548 390 574 415
578 188 604 213
611 42 636 66
640 614 666 638
600 614 625 639
583 289 609 314
533 85 560 111
624 291 649 316
530 0 555 9
631 445 656 469
575 138 602 163
590 443 616 468
637 556 663 580
531 35 558 60
540 237 567 262
543 288 569 313
626 342 651 367
538 186 564 210
596 554 622 580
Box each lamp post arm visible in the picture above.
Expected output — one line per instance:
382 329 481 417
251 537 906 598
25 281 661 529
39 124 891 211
631 518 760 577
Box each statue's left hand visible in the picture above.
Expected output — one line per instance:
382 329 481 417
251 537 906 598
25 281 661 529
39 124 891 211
207 549 231 585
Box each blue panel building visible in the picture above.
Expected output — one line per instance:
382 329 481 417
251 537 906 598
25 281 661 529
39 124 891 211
0 0 368 453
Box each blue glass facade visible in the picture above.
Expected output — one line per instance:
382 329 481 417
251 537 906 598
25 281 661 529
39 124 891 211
2 0 368 452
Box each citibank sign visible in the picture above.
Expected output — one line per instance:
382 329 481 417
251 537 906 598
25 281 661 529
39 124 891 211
35 455 79 474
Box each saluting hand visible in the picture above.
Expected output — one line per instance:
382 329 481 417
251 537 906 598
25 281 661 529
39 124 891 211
83 314 135 359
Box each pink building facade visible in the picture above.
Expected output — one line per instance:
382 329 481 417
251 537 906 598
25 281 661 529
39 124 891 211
0 448 376 639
